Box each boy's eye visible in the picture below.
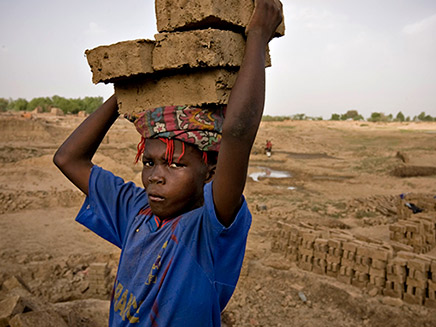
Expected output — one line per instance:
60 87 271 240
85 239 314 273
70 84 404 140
169 162 184 168
143 160 154 167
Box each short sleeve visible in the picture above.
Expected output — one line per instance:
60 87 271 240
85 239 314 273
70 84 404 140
202 182 252 286
75 165 147 248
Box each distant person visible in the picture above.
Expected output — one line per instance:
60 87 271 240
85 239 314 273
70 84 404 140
265 139 273 157
53 1 283 326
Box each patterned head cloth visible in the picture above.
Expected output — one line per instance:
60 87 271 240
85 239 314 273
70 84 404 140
125 105 225 161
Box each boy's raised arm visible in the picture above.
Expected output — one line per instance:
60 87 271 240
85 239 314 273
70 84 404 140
53 95 119 195
212 0 283 226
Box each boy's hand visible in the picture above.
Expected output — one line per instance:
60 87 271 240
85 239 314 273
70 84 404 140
246 0 283 43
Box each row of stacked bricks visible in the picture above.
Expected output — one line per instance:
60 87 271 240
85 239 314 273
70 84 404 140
88 263 110 298
85 0 285 114
389 215 436 254
270 221 436 308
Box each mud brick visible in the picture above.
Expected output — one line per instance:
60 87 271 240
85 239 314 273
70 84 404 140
386 273 406 283
326 262 339 277
397 251 416 260
353 271 369 284
285 252 298 262
428 280 436 300
339 265 354 277
342 241 358 253
406 277 428 289
155 0 285 37
312 258 326 275
89 263 109 275
9 310 68 327
355 254 371 267
410 237 423 246
86 39 155 84
299 247 314 257
355 263 370 274
153 29 271 71
314 250 327 260
328 239 342 249
314 238 329 252
403 289 425 305
368 246 393 261
301 232 317 246
371 276 386 288
383 285 403 299
115 68 237 114
298 255 313 271
432 261 436 282
327 254 341 264
410 268 428 281
408 258 430 275
351 275 368 289
371 258 387 270
385 279 405 293
341 258 355 269
386 257 408 277
390 242 413 253
346 251 356 261
289 230 300 244
405 223 419 233
0 296 25 327
369 267 386 278
389 224 407 233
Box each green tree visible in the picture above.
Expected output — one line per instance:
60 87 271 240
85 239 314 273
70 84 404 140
417 111 434 121
27 97 53 112
0 98 8 112
82 96 103 113
395 111 405 122
330 113 340 121
368 112 389 122
291 113 306 120
8 98 29 111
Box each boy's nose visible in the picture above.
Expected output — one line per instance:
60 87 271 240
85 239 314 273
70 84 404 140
148 174 165 184
148 167 165 184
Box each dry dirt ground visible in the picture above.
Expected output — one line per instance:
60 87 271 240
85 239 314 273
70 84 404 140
1 111 436 326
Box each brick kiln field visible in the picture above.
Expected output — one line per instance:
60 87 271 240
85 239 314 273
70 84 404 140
1 111 436 326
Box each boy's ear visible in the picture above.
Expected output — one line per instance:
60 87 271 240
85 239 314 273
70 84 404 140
205 164 216 183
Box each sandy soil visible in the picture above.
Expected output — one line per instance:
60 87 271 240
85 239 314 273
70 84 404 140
1 111 436 326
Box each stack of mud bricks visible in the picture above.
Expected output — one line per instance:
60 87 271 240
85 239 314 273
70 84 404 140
88 263 110 298
389 216 436 254
271 221 300 262
269 221 436 307
312 238 328 275
396 194 436 220
298 232 320 272
85 0 285 114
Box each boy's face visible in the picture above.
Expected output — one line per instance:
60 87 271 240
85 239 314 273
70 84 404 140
141 139 213 219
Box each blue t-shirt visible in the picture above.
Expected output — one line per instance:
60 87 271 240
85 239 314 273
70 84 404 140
76 165 252 327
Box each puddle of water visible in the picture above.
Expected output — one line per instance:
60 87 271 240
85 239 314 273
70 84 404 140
277 152 337 160
249 166 292 182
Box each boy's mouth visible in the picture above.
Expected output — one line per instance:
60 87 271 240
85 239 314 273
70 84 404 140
148 193 165 202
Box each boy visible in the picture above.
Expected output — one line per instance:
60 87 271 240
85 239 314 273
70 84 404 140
53 0 283 325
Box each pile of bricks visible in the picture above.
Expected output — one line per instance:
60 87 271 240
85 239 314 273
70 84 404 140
86 0 285 115
389 215 436 253
390 194 436 253
271 221 436 308
88 263 110 298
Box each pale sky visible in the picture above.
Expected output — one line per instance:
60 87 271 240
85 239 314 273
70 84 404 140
1 0 435 119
